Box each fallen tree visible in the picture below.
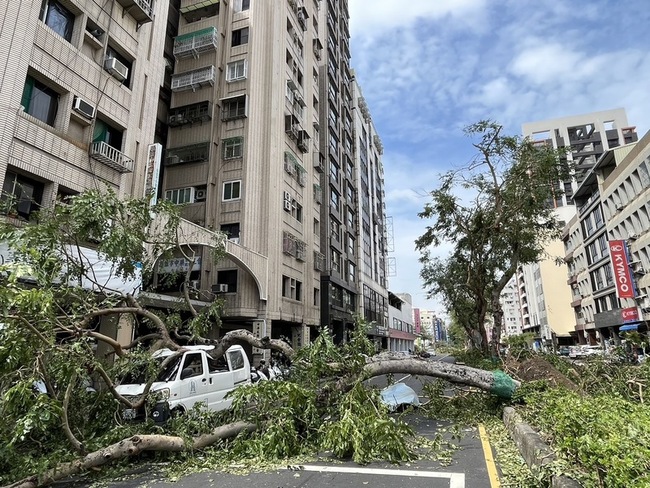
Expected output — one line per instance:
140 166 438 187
0 190 520 487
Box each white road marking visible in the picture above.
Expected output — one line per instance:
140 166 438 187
295 465 465 488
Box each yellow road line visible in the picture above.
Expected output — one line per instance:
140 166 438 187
478 424 501 487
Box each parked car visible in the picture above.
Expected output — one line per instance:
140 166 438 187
557 346 571 356
115 345 250 422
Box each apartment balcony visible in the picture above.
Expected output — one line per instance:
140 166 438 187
114 0 153 24
171 66 215 92
180 0 219 15
168 101 212 127
570 297 583 308
567 274 578 285
165 142 210 166
173 27 218 59
89 142 134 173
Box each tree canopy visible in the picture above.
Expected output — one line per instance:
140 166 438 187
416 121 571 352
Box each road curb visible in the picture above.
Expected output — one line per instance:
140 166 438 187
502 406 582 487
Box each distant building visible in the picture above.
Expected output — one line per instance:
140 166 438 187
500 275 523 338
564 130 650 344
510 109 639 349
387 293 415 352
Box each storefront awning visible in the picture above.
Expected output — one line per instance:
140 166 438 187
620 324 639 332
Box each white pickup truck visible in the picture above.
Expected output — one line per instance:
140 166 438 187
116 344 251 422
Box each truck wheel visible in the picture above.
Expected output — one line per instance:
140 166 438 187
171 407 185 418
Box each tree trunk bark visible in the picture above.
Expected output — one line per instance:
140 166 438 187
4 422 256 488
362 356 519 396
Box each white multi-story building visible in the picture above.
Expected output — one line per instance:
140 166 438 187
1 0 390 356
513 110 639 348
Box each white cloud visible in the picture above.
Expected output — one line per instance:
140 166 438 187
348 0 650 311
349 0 488 39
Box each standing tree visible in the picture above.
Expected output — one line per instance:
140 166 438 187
416 121 570 354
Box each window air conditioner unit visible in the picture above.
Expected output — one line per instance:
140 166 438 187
72 96 96 119
634 267 646 275
194 189 207 202
104 57 129 82
283 199 292 211
629 234 639 240
642 307 650 314
212 283 229 293
166 155 179 165
616 204 625 211
190 280 200 289
635 294 648 301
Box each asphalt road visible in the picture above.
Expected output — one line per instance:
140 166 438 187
54 360 499 488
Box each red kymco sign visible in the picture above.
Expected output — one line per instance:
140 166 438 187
621 307 639 323
608 240 635 299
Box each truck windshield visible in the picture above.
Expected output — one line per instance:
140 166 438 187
120 355 182 385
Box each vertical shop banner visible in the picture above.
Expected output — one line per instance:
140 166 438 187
608 240 635 299
144 143 162 206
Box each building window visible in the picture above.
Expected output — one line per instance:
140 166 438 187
223 181 241 201
282 275 302 301
222 137 244 159
1 171 44 219
331 249 341 274
165 187 194 205
217 269 238 293
222 96 247 120
226 60 247 81
105 46 132 87
21 76 59 126
347 261 356 283
221 223 240 240
40 0 74 42
93 118 123 151
233 0 250 12
232 27 249 46
330 190 340 213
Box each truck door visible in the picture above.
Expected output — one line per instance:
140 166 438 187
179 352 210 410
206 353 235 411
228 348 249 386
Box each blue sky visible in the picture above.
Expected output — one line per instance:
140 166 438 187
347 0 650 314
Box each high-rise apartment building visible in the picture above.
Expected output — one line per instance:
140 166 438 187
1 0 389 354
564 131 650 345
508 110 640 349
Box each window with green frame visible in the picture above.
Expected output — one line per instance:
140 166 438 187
93 119 123 150
21 76 59 126
222 137 243 159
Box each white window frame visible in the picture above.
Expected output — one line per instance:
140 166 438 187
223 180 242 201
165 187 194 204
226 59 248 82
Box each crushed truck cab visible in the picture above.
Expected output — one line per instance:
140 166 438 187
115 344 251 422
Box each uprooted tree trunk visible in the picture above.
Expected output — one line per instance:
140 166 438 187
6 421 257 488
3 355 520 488
361 354 519 398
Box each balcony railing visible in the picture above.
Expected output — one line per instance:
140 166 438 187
168 101 212 126
114 0 153 23
171 66 215 92
90 142 134 173
165 142 210 166
173 27 218 58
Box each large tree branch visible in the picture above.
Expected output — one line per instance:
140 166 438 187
4 422 257 488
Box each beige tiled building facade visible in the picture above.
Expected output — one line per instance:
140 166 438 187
1 0 390 354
